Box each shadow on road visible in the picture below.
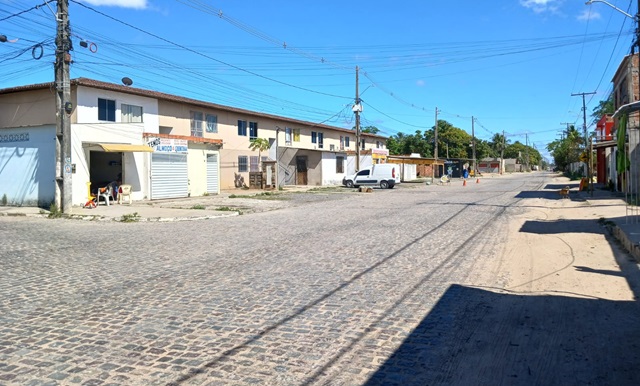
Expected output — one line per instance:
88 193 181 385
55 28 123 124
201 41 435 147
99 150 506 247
519 219 603 234
364 284 640 386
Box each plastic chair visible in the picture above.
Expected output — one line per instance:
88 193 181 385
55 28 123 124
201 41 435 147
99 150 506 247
97 186 113 206
118 184 132 205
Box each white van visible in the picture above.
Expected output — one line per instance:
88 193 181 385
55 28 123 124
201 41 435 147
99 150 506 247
342 164 399 189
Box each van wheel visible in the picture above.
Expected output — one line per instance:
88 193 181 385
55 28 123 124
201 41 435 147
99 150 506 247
380 180 389 189
345 180 354 188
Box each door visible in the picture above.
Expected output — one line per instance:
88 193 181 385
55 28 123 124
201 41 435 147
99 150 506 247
151 153 188 199
296 156 308 185
206 153 219 195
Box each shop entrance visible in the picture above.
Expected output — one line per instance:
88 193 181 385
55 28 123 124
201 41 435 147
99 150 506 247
89 151 122 198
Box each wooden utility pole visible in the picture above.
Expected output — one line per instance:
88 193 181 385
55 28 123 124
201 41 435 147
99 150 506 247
55 0 72 213
354 66 361 171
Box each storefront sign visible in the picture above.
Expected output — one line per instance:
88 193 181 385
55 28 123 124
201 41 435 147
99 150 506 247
153 138 188 153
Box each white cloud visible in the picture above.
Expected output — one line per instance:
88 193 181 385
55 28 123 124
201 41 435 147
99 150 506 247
520 0 562 14
577 9 601 21
82 0 148 9
416 80 425 87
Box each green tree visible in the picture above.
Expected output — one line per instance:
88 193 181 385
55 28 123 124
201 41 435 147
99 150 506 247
547 125 583 171
361 125 380 134
591 95 614 126
249 138 271 169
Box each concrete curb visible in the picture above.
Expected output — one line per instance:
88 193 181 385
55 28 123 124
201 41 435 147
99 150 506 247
613 225 640 263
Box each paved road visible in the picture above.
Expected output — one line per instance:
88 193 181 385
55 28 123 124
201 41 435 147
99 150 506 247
1 173 638 385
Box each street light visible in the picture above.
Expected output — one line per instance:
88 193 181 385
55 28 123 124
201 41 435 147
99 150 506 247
585 0 636 20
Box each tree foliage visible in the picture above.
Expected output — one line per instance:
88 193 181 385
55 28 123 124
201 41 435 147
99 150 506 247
546 125 583 171
591 95 614 126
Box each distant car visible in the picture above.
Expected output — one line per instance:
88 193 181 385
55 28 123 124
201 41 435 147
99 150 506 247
342 164 398 189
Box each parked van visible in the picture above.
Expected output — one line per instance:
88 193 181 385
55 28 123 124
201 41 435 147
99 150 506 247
342 164 399 189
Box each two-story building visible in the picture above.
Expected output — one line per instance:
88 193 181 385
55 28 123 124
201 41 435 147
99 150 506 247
0 78 387 207
611 53 640 193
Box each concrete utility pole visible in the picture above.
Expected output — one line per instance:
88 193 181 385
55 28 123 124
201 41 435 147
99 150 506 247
572 91 596 190
55 0 72 213
354 66 361 172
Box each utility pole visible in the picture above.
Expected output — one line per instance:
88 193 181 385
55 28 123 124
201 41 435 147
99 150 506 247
434 107 439 160
471 116 476 175
354 66 361 172
525 133 530 172
501 130 505 175
55 0 72 214
572 91 596 190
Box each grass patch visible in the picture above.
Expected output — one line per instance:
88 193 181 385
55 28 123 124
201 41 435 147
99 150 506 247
228 192 286 200
121 212 140 222
190 204 206 210
48 203 63 219
216 206 237 211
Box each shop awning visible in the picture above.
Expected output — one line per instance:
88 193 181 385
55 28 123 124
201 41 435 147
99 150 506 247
95 143 154 152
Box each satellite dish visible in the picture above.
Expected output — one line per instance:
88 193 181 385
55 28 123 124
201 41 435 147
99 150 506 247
122 77 133 86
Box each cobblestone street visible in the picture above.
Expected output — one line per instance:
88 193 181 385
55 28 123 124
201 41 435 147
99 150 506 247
2 174 639 385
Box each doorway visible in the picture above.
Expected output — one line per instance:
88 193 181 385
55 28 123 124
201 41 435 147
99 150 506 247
296 156 308 185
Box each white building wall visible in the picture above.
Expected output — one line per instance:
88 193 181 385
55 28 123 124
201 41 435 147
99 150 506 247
71 123 148 205
0 125 56 206
401 164 417 181
346 155 373 175
321 152 347 185
188 144 208 196
76 86 159 132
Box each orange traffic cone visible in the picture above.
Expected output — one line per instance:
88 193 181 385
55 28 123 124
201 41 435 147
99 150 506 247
463 179 467 187
476 178 480 184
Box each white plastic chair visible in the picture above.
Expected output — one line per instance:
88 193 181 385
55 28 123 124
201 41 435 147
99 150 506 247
118 184 132 205
97 185 113 206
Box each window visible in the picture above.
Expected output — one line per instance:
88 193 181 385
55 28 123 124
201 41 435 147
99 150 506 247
238 156 248 172
206 114 218 133
249 122 258 140
293 129 300 142
250 156 259 172
340 136 345 150
238 120 247 136
336 156 344 173
121 104 143 123
361 139 366 150
311 131 317 144
285 127 292 145
345 136 350 148
330 144 335 151
98 98 116 122
317 132 324 149
376 141 382 149
190 111 203 137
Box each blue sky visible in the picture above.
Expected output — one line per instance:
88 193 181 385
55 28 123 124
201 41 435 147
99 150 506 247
1 0 637 161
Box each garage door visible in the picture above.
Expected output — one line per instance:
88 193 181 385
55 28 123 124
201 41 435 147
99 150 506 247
151 153 188 199
206 153 219 195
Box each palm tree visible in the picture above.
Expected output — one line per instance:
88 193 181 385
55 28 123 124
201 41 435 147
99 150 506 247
249 138 271 170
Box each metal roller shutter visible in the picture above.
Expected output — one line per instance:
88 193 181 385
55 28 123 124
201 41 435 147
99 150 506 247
151 153 188 199
206 153 219 195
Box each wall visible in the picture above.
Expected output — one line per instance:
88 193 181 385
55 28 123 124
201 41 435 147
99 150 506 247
188 143 208 196
0 125 56 207
321 152 348 185
71 123 148 205
0 89 56 128
76 86 159 130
